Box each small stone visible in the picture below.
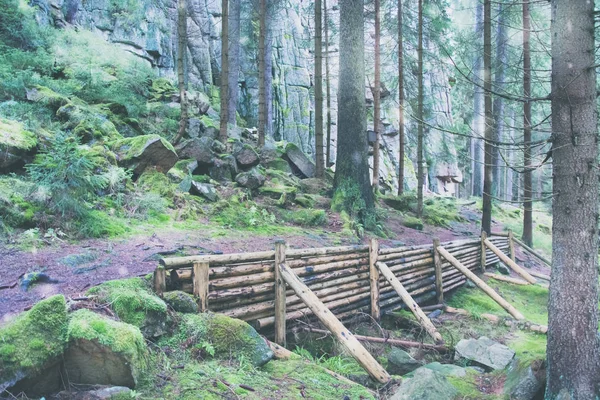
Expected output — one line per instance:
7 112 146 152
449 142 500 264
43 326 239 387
386 348 423 376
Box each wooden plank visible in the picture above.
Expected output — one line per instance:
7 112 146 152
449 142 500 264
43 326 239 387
376 262 444 344
480 231 487 272
484 238 537 284
274 240 287 347
484 273 530 285
193 262 209 311
153 266 166 296
369 238 380 321
278 263 390 383
513 237 552 267
508 230 516 262
433 238 443 304
436 246 525 320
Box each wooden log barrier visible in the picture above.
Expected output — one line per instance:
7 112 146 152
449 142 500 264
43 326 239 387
483 238 537 284
436 246 525 320
193 262 209 311
513 237 552 267
433 238 444 304
278 263 390 383
369 238 380 321
376 262 444 344
274 240 287 346
484 273 529 285
480 231 487 272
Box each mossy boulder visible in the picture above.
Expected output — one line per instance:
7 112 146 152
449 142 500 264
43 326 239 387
180 313 273 367
386 348 423 376
299 178 330 195
111 135 178 177
190 181 218 202
391 367 457 400
176 137 215 166
284 143 315 178
0 295 68 394
235 167 266 190
167 159 198 183
233 143 260 169
57 102 122 143
0 118 37 169
87 278 168 338
402 215 424 230
503 359 546 400
64 309 148 388
293 194 316 208
264 158 292 173
209 155 237 182
163 291 198 313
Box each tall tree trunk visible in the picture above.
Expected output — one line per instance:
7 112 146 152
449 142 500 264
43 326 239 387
546 0 600 397
315 0 325 178
397 0 404 195
334 0 374 210
505 110 515 201
491 0 507 198
522 0 533 246
174 0 188 145
219 0 229 143
471 0 484 197
481 0 493 235
416 0 424 217
324 0 332 167
227 0 241 125
258 0 266 146
372 0 381 191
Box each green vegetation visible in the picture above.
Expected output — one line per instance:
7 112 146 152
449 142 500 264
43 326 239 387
293 347 365 377
446 370 503 400
332 179 382 237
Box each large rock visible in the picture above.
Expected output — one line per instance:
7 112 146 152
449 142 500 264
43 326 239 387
0 295 68 396
0 118 37 170
57 102 122 143
390 367 457 400
163 291 199 313
64 309 148 388
167 159 198 183
111 135 178 176
209 156 236 182
503 359 546 400
236 168 266 190
234 144 260 169
454 336 515 371
87 278 168 338
284 143 315 178
180 313 273 367
175 137 215 166
190 181 218 202
386 348 422 376
420 362 467 378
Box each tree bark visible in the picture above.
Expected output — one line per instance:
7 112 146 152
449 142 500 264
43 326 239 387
334 0 374 211
315 0 324 178
416 0 424 217
546 0 600 397
324 0 332 167
481 0 493 235
258 0 266 146
397 0 404 195
174 0 188 145
471 0 484 197
491 0 507 198
219 0 229 143
522 0 533 246
227 0 241 125
372 0 381 191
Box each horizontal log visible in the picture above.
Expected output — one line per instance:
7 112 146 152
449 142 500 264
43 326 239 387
484 273 530 285
529 271 551 281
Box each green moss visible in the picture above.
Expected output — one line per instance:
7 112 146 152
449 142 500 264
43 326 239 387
137 169 177 198
150 78 176 101
68 309 147 370
57 102 122 142
77 210 129 238
0 118 37 150
293 194 315 208
446 370 501 399
163 291 198 313
265 158 292 173
28 85 70 109
110 134 175 160
0 295 68 382
282 209 327 226
87 278 167 331
402 215 424 230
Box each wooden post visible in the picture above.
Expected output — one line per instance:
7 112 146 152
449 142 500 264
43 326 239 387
376 262 445 344
436 246 525 320
153 266 166 296
484 238 537 284
369 238 380 321
480 231 487 272
432 238 443 304
508 230 516 262
193 262 209 311
278 263 390 383
274 240 287 347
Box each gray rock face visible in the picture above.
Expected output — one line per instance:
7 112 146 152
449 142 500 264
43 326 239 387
111 135 178 176
420 362 467 377
455 336 515 371
190 181 218 201
209 157 235 182
390 367 457 400
284 143 315 178
386 348 422 376
176 137 215 165
503 359 546 400
236 168 266 190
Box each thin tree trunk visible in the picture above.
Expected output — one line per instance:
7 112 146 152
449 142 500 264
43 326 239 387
546 0 600 397
315 0 324 178
505 110 515 201
324 0 332 167
258 0 266 146
416 0 424 217
334 0 374 211
227 0 241 125
481 0 493 235
472 0 484 197
522 0 533 246
397 0 404 196
372 0 381 191
174 0 188 145
219 0 229 143
491 0 507 198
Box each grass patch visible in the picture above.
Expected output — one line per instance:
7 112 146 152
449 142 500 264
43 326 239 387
507 331 547 364
447 370 503 400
